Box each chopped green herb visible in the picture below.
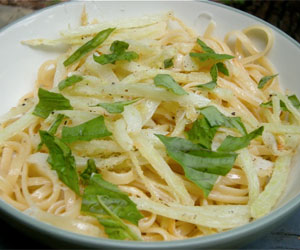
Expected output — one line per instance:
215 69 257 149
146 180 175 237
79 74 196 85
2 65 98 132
58 75 83 91
62 116 112 144
196 39 215 54
260 95 300 111
80 159 98 184
216 62 229 76
187 117 218 150
164 58 174 68
190 39 234 63
258 74 278 89
190 52 234 62
156 134 237 196
33 88 72 119
93 99 140 114
37 114 65 151
81 174 143 240
200 106 247 135
210 64 218 82
218 126 264 152
93 40 138 65
196 81 217 90
63 28 115 67
154 74 188 96
39 130 80 195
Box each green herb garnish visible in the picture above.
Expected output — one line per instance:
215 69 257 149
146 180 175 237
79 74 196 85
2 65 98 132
156 134 237 196
81 174 143 240
257 74 278 89
93 40 138 65
163 58 174 68
217 126 264 152
200 106 247 135
39 130 80 195
260 95 300 111
58 75 83 91
63 28 115 67
94 99 140 114
33 88 72 119
61 116 112 143
80 159 98 184
154 74 187 96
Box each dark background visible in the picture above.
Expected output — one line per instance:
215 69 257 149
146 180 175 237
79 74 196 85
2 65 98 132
0 0 299 249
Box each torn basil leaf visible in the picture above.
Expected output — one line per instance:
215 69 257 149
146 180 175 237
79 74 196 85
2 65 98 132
93 40 138 65
260 95 300 111
93 99 140 114
154 74 188 96
196 39 215 54
39 130 80 195
156 134 237 196
80 159 98 184
200 106 247 135
257 74 278 89
62 116 112 144
191 39 234 63
216 62 229 76
33 88 73 119
164 58 174 68
218 126 264 152
190 52 234 62
37 114 65 151
63 28 115 67
58 75 83 91
210 64 218 82
81 174 143 240
196 81 217 90
187 117 218 150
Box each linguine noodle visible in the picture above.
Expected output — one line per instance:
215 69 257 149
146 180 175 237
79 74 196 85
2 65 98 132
0 10 299 241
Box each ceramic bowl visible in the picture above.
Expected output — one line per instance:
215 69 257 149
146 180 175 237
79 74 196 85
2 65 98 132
0 1 300 248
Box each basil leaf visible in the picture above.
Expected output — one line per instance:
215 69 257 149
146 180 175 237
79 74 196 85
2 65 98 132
218 126 264 152
39 130 80 195
58 75 83 91
210 64 218 82
196 81 217 90
164 58 174 68
260 95 300 111
33 88 73 119
196 39 215 54
187 117 218 149
63 28 115 67
154 74 188 96
200 106 247 135
94 99 139 114
156 134 237 196
62 116 112 144
93 40 138 65
97 216 136 240
190 52 234 62
37 114 65 151
216 62 229 76
81 174 143 240
80 159 98 184
258 74 278 89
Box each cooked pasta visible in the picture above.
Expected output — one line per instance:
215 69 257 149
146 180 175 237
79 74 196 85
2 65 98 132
0 9 299 241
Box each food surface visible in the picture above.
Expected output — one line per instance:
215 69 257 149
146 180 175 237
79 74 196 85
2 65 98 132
0 9 299 241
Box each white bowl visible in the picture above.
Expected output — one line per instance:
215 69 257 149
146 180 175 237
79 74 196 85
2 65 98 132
0 1 299 248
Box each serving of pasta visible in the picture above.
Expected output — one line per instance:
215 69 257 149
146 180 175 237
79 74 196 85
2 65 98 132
0 7 300 242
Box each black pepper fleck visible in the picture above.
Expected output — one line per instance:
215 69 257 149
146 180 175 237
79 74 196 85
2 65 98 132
231 112 236 116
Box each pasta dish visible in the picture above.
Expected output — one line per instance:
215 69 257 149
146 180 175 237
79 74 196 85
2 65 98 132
0 9 299 241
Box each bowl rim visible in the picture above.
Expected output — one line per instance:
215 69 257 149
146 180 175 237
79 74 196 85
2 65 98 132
0 0 300 248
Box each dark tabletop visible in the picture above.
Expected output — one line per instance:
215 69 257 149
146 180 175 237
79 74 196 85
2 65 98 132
0 0 300 249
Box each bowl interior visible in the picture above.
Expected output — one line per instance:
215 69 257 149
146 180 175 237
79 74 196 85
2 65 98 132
0 1 300 248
